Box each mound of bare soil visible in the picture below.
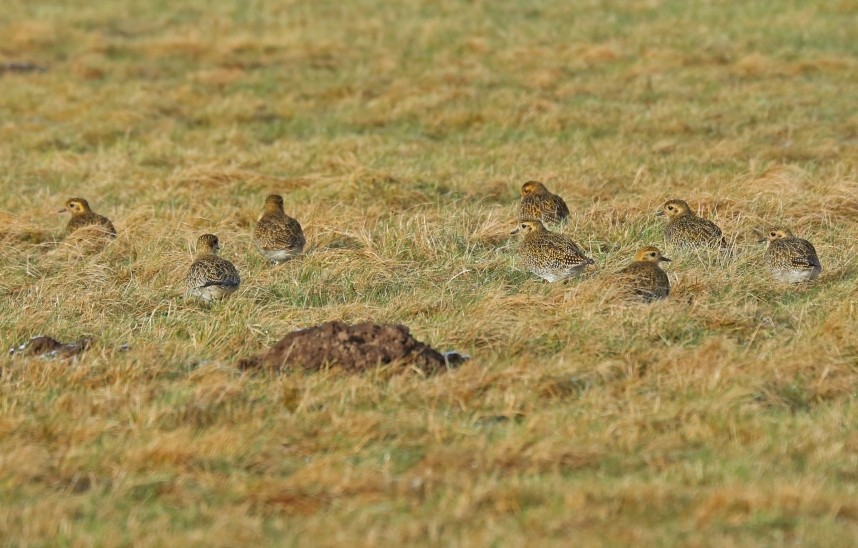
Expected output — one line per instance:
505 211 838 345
238 321 463 374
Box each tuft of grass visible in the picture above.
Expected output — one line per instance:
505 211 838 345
2 0 858 544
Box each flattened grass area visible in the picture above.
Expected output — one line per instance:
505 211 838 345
2 0 858 544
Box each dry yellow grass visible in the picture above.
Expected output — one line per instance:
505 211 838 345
2 0 858 544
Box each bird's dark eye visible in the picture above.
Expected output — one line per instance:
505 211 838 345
668 206 673 210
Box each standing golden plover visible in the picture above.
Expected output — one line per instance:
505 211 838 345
59 198 116 237
253 194 306 263
518 181 570 224
186 234 241 302
759 227 822 283
657 199 726 248
618 246 671 301
511 219 594 282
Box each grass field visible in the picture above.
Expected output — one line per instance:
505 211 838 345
2 0 858 544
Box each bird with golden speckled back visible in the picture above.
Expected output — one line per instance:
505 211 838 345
758 227 821 283
518 181 570 225
657 199 726 249
186 234 241 302
59 198 116 238
253 194 306 263
617 246 671 301
511 219 594 282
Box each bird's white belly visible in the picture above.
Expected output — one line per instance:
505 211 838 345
189 284 238 301
533 265 586 283
262 247 302 263
772 267 820 283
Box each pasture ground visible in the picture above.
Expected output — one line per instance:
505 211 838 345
1 0 857 545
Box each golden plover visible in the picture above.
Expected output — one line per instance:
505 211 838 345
59 198 116 237
759 227 822 283
253 194 306 263
518 181 570 224
657 199 725 248
511 219 594 282
618 246 671 301
186 234 241 302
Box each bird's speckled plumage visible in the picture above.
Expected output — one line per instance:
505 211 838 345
186 234 241 302
618 246 671 301
60 198 116 237
253 194 306 263
511 219 594 282
658 199 725 248
518 181 570 225
760 227 821 283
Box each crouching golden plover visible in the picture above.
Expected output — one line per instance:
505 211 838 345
518 181 570 224
186 234 241 302
253 194 306 263
59 198 116 237
759 227 821 283
657 199 725 248
511 219 594 282
618 246 671 301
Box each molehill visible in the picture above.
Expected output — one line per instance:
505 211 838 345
237 321 458 374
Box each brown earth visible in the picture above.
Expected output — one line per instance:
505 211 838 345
237 321 460 374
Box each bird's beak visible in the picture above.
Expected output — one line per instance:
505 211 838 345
660 257 671 262
510 227 521 235
57 208 67 214
655 210 664 216
752 228 766 243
